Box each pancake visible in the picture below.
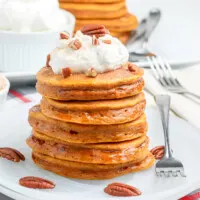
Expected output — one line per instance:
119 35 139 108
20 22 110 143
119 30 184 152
32 152 155 179
117 32 131 44
99 31 130 44
60 1 127 19
29 105 147 144
36 65 144 100
110 31 130 38
75 13 138 33
27 132 149 164
59 0 123 3
40 93 146 125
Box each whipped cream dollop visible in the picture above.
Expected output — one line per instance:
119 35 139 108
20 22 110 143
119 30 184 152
50 31 129 74
0 0 67 32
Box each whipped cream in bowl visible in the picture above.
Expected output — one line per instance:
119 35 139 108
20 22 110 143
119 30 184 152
0 0 68 33
0 0 75 73
50 31 129 74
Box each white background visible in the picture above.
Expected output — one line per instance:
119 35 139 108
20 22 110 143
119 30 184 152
127 0 200 61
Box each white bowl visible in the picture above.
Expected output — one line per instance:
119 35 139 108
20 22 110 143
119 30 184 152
0 74 10 105
0 10 75 73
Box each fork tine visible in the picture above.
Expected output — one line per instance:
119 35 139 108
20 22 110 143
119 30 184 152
176 171 181 177
157 57 174 86
147 57 162 84
156 171 161 177
160 171 165 177
147 56 168 87
164 171 170 178
168 171 173 177
161 58 182 87
179 170 186 177
172 171 178 177
152 56 169 87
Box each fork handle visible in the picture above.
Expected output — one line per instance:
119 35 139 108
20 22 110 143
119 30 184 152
144 8 161 43
155 95 173 158
184 91 200 101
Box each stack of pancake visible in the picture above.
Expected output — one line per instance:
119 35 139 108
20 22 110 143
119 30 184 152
59 0 138 43
27 64 155 180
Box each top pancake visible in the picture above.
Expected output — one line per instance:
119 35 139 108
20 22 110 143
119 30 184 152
36 65 144 100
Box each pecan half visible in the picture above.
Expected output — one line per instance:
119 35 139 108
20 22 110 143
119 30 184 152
81 24 109 38
62 67 72 78
68 39 82 50
60 31 70 40
19 176 55 189
104 182 141 197
0 147 25 162
92 35 99 46
150 145 165 160
102 40 112 44
46 54 51 67
128 63 136 72
85 67 97 77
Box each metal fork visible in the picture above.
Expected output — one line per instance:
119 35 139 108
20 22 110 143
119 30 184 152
155 95 186 177
148 56 200 102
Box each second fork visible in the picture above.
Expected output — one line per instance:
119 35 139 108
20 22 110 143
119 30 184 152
148 56 200 103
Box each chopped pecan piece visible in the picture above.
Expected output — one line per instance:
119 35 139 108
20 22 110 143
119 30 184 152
68 39 82 50
62 67 72 78
92 35 99 45
128 63 137 72
85 67 97 77
60 31 70 40
102 40 112 44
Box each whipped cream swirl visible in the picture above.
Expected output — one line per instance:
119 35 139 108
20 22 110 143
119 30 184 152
50 31 129 74
0 0 67 32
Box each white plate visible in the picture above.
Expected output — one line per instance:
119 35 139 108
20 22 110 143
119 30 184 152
135 59 200 68
0 184 35 200
0 103 200 200
2 71 36 83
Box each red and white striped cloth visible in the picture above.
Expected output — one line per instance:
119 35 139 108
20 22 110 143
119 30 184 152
7 86 38 103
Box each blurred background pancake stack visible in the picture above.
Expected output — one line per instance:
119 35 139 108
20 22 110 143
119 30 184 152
59 0 138 43
27 63 155 180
